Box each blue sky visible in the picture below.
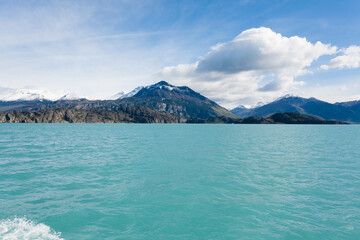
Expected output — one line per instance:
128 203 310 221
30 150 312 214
1 0 360 107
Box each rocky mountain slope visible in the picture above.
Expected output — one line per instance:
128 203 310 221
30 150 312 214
0 106 183 123
0 110 344 124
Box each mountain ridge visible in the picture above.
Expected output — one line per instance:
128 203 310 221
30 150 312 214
0 110 344 124
1 82 359 123
231 96 360 123
0 81 237 121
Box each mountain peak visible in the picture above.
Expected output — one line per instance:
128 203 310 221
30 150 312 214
250 101 266 109
144 81 179 92
110 86 144 100
155 81 171 86
234 105 248 110
276 94 301 101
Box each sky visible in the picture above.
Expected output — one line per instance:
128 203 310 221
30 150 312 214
1 0 360 108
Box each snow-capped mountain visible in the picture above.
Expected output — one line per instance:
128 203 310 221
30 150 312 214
109 82 190 100
0 87 62 101
0 85 146 102
231 95 300 116
273 94 300 102
1 82 189 102
230 101 267 117
250 101 266 109
0 81 237 120
109 86 144 100
117 81 237 119
109 91 126 100
0 87 87 101
58 92 89 100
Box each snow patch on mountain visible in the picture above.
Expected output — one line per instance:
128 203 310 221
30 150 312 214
58 92 88 100
275 94 301 102
109 91 126 100
233 101 266 110
250 101 266 109
233 105 248 110
109 86 144 100
145 81 184 92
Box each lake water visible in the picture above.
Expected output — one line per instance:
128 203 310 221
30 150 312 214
0 124 359 240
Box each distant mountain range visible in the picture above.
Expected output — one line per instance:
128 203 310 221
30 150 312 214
231 95 360 123
0 87 63 101
0 81 237 123
0 81 357 123
0 85 143 102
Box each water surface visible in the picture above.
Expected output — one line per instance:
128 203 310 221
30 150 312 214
1 124 359 239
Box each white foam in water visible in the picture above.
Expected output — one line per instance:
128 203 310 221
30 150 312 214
0 217 63 240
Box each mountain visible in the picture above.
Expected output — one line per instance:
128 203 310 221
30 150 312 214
231 105 251 118
109 86 144 100
109 91 126 100
336 100 360 107
0 107 182 123
0 87 86 101
0 110 344 124
0 86 145 102
0 81 238 122
241 112 344 124
118 81 237 119
0 87 61 101
231 102 266 118
2 83 358 123
231 95 360 123
58 93 88 101
336 100 360 112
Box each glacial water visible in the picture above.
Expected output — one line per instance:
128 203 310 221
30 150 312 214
0 124 359 240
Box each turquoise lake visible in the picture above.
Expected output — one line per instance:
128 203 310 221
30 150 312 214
0 124 359 239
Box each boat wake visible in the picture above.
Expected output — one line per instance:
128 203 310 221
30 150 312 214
0 217 63 240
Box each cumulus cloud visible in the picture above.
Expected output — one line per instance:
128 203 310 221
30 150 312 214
197 27 336 75
321 45 360 70
155 27 337 108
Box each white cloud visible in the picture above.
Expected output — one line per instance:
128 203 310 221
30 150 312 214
197 27 336 75
155 27 337 108
321 45 360 70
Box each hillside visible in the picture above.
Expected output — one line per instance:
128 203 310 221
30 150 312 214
0 107 183 123
241 113 344 124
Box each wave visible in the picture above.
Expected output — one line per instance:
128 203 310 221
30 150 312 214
0 217 63 240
